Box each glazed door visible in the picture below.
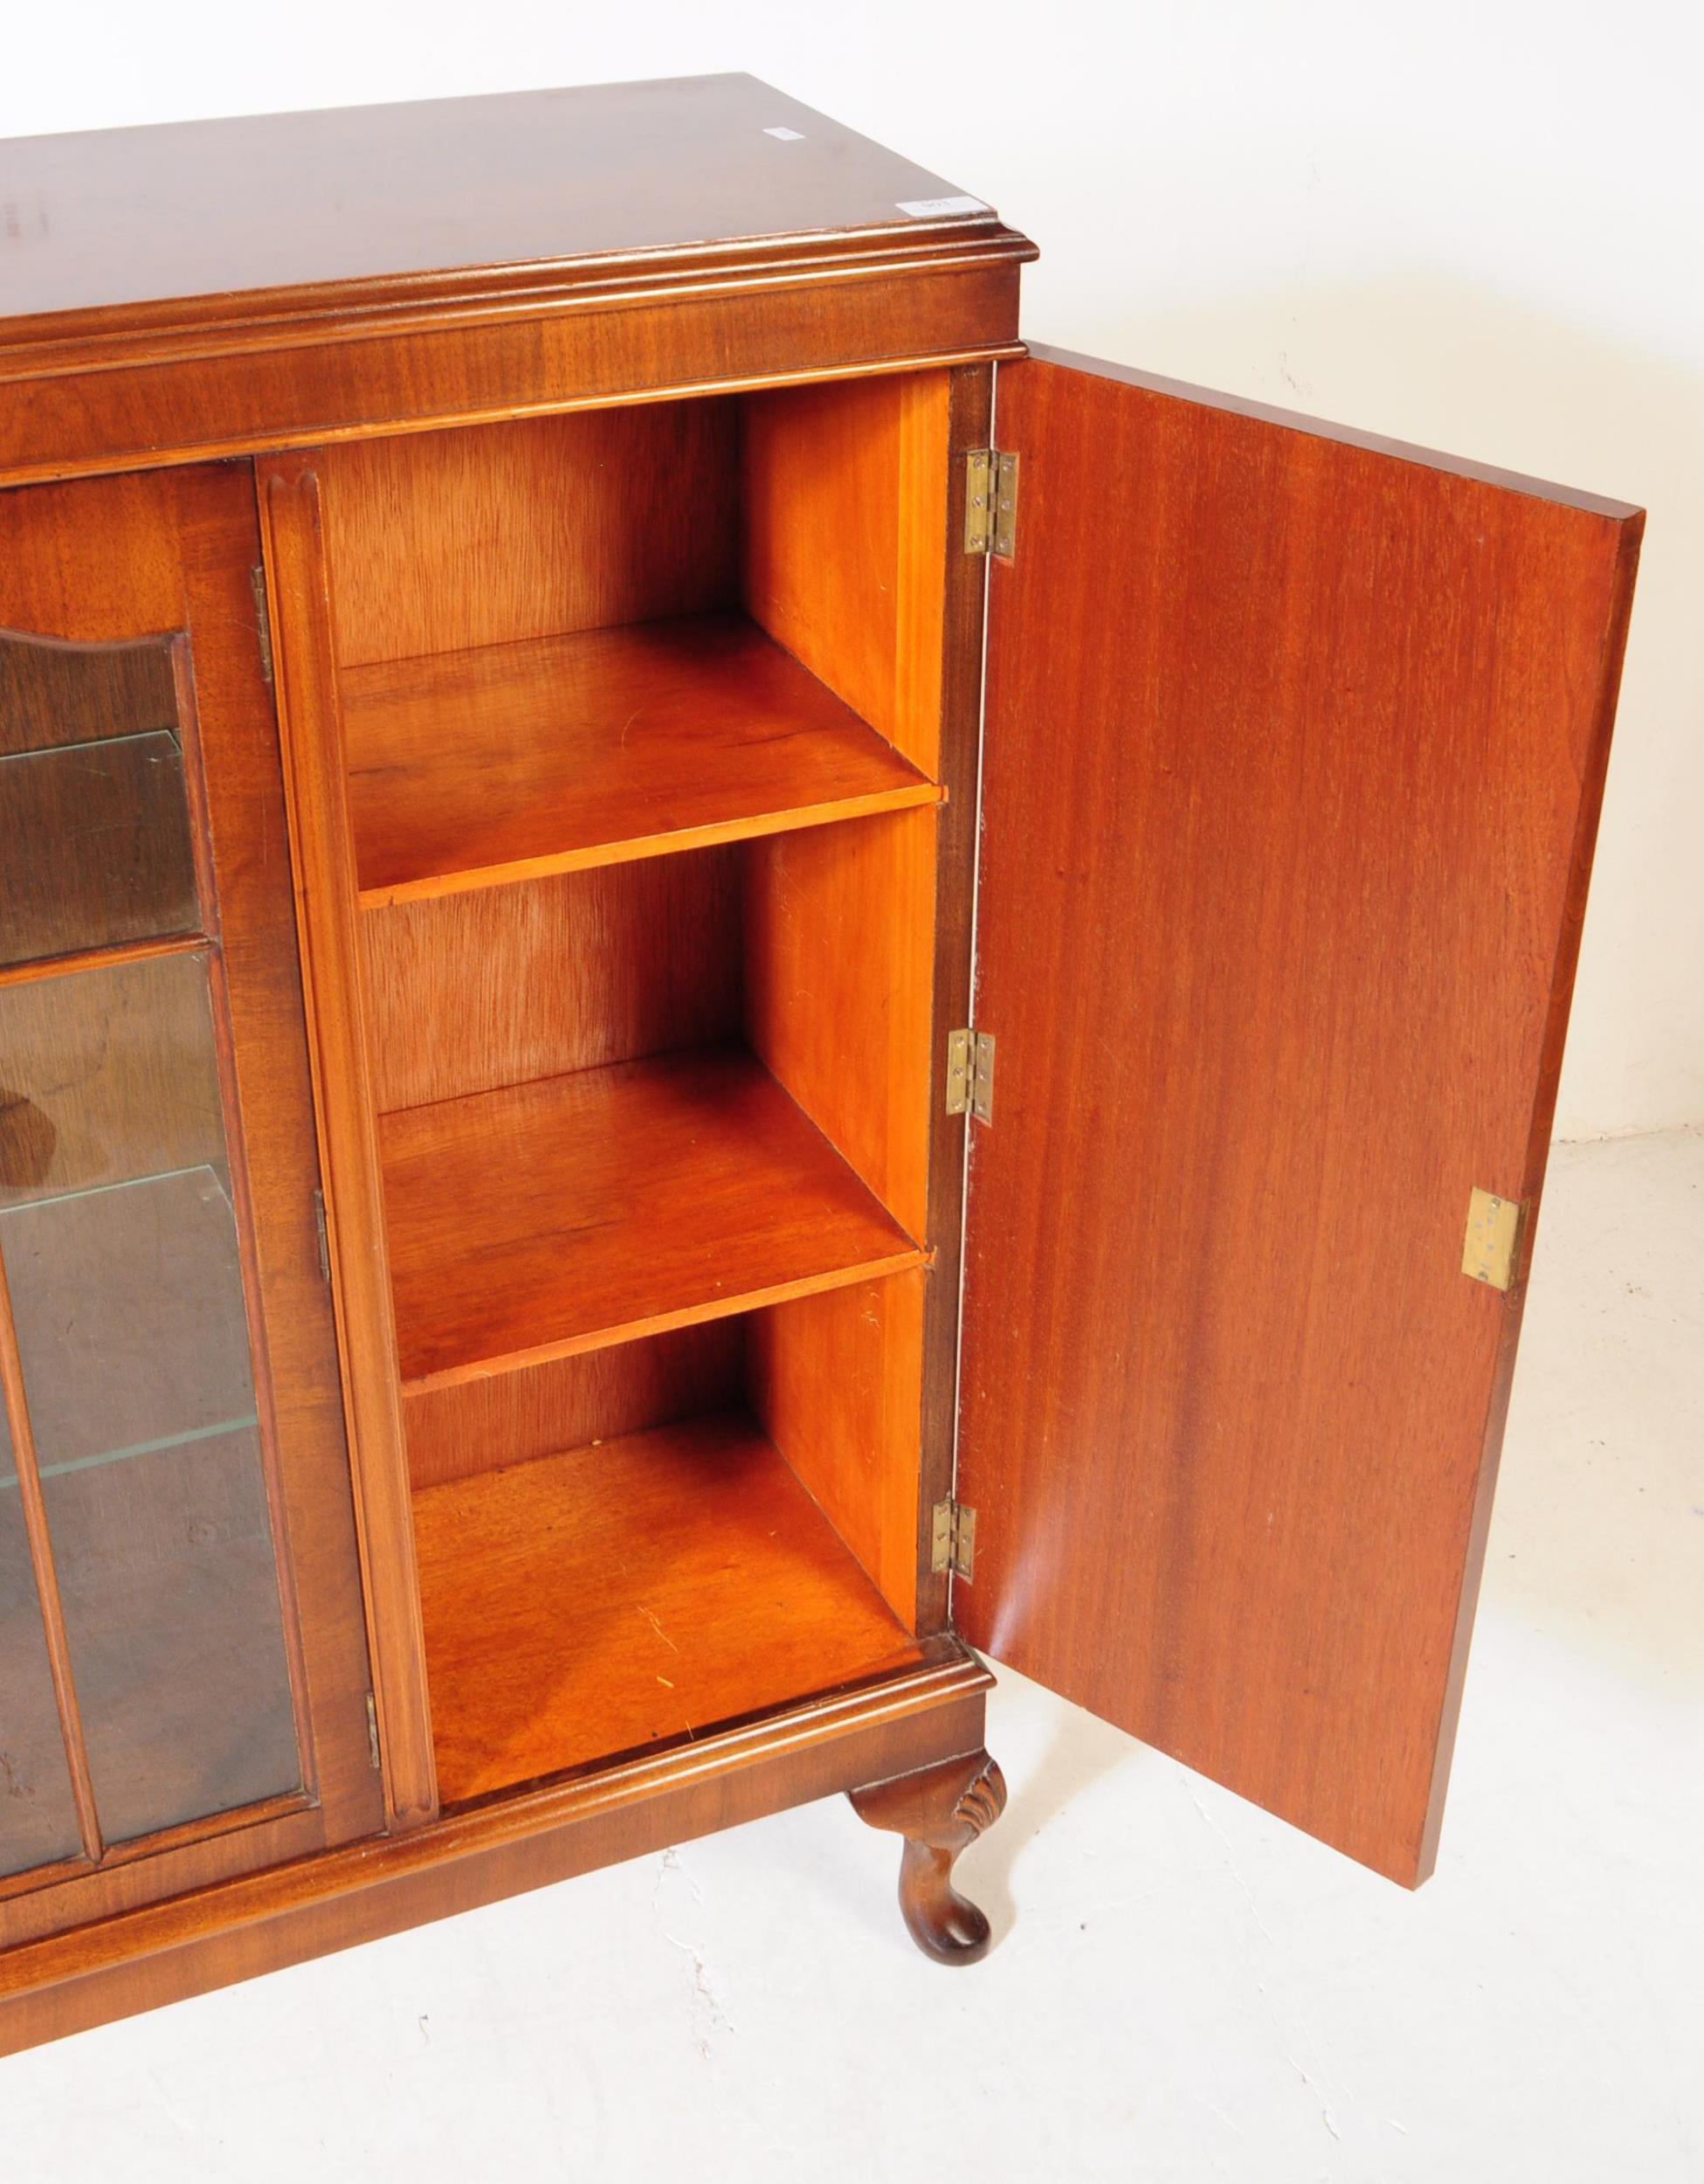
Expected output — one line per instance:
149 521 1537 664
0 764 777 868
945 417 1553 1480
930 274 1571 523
0 462 382 1948
955 349 1641 1884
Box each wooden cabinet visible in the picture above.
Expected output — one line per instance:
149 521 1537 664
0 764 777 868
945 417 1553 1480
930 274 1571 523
0 76 1640 2054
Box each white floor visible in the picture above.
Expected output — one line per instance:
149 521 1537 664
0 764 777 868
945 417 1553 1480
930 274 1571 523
9 1130 1702 2183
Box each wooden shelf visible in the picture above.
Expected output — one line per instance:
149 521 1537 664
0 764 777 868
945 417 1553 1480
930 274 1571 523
413 1411 921 1802
343 612 943 906
382 1047 924 1392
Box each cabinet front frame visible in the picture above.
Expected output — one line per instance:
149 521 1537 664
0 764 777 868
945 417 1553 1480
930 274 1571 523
0 460 384 1948
0 269 1025 493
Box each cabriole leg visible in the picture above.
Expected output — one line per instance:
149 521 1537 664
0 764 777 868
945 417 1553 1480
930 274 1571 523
848 1748 1007 1964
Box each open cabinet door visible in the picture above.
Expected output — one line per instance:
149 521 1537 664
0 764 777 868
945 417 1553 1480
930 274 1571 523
954 347 1641 1885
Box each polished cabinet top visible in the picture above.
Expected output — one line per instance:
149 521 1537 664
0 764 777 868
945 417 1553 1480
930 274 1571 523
0 75 1027 342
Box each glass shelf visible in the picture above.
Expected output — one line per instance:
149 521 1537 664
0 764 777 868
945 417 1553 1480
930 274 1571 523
0 1409 260 1496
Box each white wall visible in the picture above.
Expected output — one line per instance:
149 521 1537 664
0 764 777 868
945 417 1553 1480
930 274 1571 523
5 0 1701 1137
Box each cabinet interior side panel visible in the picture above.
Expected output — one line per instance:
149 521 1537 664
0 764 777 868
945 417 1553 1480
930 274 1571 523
738 370 949 772
317 402 741 673
734 376 949 1630
743 809 936 1245
748 1271 925 1628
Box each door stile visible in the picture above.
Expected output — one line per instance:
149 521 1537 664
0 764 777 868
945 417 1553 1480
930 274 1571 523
1413 513 1642 1879
914 361 996 1635
256 454 438 1830
166 638 321 1802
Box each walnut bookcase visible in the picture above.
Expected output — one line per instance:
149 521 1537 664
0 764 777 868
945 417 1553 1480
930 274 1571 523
0 76 1640 2055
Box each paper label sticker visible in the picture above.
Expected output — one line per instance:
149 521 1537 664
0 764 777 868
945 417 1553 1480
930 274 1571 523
895 194 988 218
763 126 806 141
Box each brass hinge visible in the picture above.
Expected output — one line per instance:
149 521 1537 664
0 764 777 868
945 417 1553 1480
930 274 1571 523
313 1189 331 1282
250 563 274 685
365 1693 383 1772
931 1498 977 1580
963 448 1019 557
945 1028 995 1123
1461 1186 1528 1292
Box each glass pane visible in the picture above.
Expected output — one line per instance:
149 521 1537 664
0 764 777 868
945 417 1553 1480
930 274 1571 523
0 1406 83 1879
0 953 300 1845
0 630 199 968
43 1427 299 1843
0 950 228 1210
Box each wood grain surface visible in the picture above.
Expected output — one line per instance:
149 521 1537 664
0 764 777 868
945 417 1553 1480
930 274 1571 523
321 403 738 671
750 1272 927 1626
0 278 1024 495
740 370 951 770
0 80 1030 491
955 349 1642 1884
257 455 437 1831
746 808 938 1243
344 613 939 905
382 1047 925 1391
912 363 995 1636
403 1322 743 1494
0 78 1010 333
361 852 743 1116
414 1410 921 1802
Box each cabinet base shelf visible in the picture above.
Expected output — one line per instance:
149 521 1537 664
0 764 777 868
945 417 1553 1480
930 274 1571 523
414 1411 923 1804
